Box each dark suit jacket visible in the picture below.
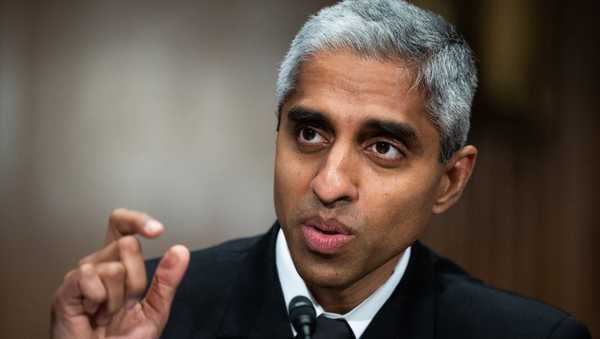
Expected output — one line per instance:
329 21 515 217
146 223 591 338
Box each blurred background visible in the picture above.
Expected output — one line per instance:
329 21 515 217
1 0 598 337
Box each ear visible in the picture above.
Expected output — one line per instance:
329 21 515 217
432 145 478 214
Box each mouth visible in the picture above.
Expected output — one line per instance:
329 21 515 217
301 217 355 254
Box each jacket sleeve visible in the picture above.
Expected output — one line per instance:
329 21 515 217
549 316 591 339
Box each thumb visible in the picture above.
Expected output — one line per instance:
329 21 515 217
142 245 190 329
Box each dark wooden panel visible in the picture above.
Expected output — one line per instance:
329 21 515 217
420 0 600 335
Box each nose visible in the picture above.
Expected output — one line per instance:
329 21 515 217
310 143 359 207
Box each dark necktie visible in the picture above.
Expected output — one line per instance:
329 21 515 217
312 314 356 339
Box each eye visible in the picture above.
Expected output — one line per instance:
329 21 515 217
297 126 325 144
369 141 403 160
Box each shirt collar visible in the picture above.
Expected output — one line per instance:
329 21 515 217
275 228 411 338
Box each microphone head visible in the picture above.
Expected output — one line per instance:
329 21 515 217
288 295 316 337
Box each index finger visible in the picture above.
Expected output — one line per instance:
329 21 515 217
105 208 164 245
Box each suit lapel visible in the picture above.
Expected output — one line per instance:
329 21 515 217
215 223 294 339
361 241 437 339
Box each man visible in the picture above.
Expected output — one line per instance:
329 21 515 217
51 1 591 338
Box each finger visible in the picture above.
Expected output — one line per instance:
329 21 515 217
96 262 126 318
79 264 107 316
53 264 107 318
79 236 147 301
54 270 83 316
117 236 147 301
142 245 190 329
105 208 164 244
79 241 119 265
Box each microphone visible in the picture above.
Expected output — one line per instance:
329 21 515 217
288 295 316 339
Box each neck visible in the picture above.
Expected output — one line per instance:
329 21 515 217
308 254 401 314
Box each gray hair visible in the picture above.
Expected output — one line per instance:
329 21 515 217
276 0 478 162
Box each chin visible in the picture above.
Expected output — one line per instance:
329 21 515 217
296 253 357 289
302 270 349 290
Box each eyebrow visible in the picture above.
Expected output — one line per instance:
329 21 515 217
286 106 423 153
362 118 422 152
286 107 333 131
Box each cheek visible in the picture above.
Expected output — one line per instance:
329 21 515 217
273 140 317 219
360 172 439 246
275 153 310 197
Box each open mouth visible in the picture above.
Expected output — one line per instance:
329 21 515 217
318 227 339 235
301 219 354 254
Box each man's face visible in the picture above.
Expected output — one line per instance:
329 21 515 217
274 50 445 293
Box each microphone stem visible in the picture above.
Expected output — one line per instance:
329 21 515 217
302 324 312 339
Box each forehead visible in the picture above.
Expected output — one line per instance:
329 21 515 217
298 50 419 104
285 49 439 148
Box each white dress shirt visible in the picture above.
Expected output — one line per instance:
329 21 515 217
275 228 411 338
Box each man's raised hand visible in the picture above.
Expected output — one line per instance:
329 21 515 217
51 209 190 339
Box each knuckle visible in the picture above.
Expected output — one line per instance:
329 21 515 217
118 235 141 253
88 286 107 302
109 208 127 222
153 274 175 300
102 262 126 278
78 263 95 275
